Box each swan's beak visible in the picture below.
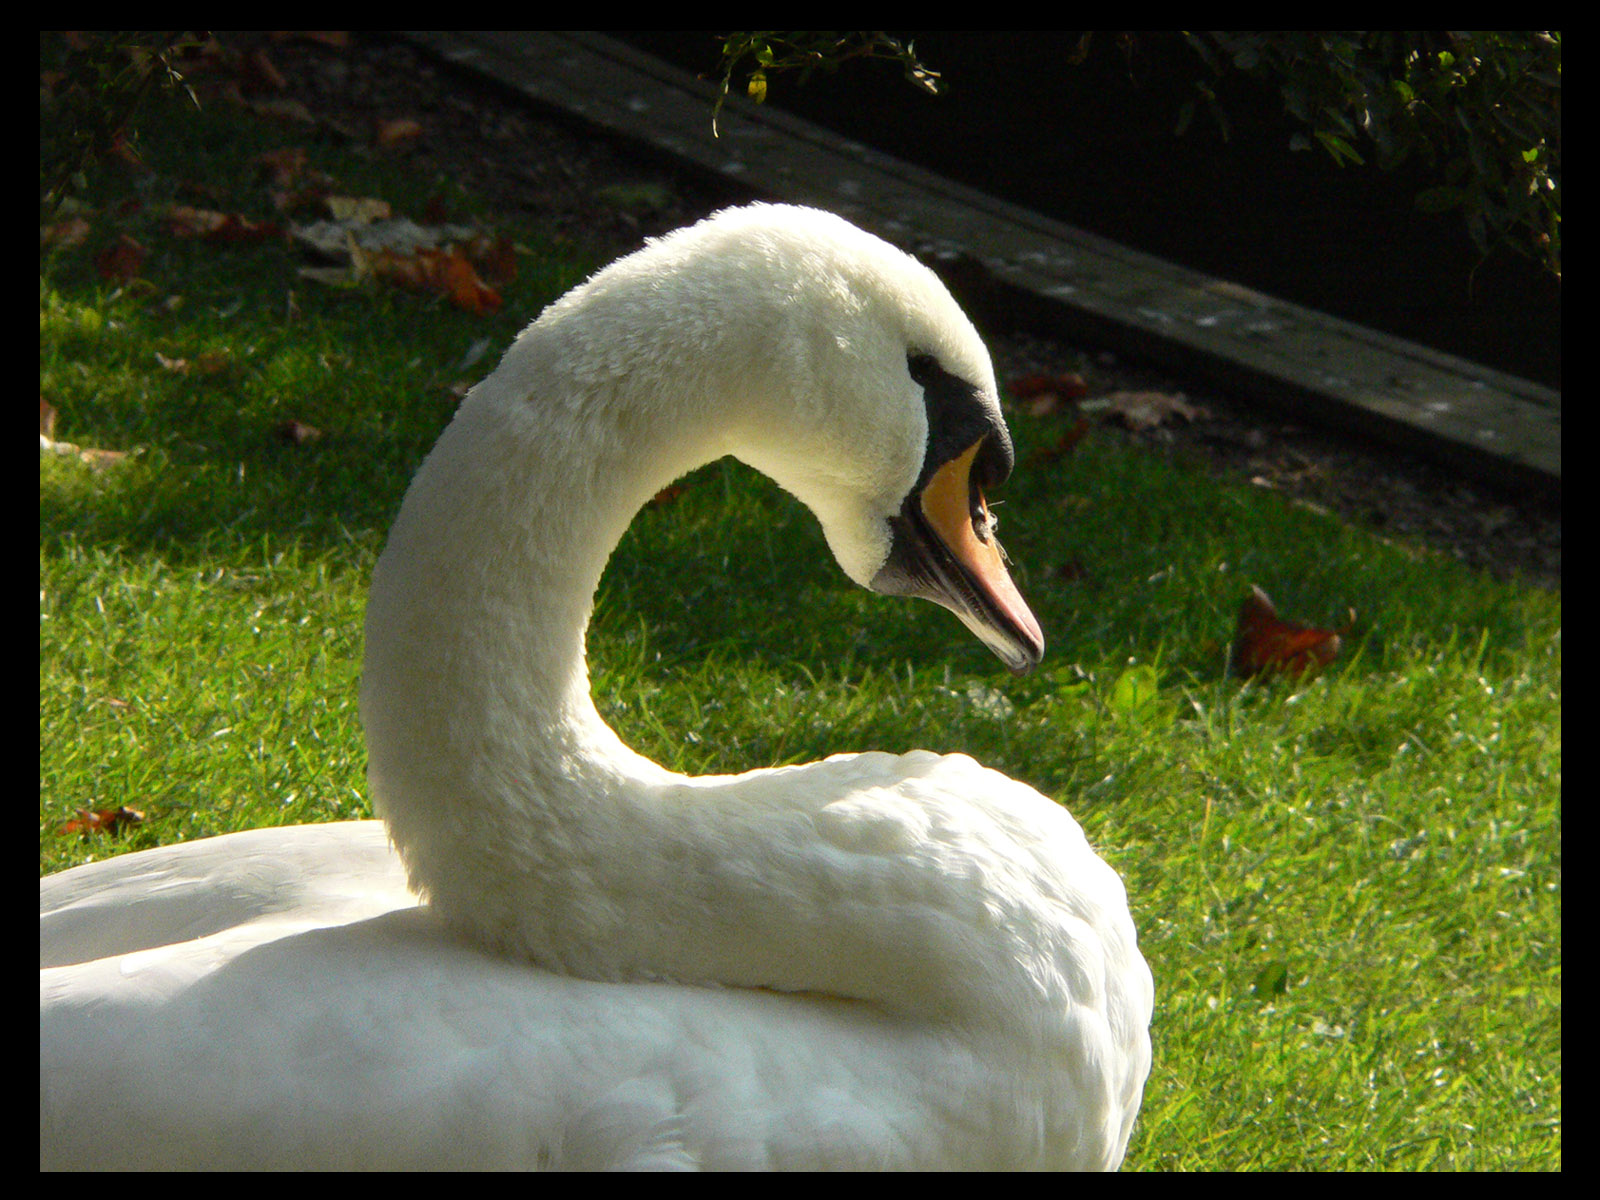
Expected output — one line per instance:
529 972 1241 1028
872 440 1046 674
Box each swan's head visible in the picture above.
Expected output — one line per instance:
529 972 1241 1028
687 205 1045 673
533 203 1044 672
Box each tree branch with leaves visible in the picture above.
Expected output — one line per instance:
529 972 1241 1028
710 32 942 137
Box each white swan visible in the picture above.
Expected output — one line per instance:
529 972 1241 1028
40 203 1152 1171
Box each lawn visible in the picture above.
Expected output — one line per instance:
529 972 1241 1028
40 56 1560 1170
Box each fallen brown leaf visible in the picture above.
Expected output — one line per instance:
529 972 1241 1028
1230 585 1353 678
324 195 392 224
375 117 423 149
163 204 283 243
155 349 232 376
61 806 145 837
359 245 502 315
41 216 92 249
1094 390 1210 432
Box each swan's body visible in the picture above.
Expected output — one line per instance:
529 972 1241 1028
41 204 1152 1170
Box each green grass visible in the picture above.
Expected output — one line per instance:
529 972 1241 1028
40 81 1560 1170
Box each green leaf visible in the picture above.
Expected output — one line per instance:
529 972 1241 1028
1110 664 1161 717
1314 129 1366 166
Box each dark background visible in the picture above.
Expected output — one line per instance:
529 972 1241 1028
616 32 1560 390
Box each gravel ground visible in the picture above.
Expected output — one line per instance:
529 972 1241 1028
244 32 1560 589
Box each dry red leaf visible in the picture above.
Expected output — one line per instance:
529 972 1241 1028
163 204 282 243
94 234 147 283
1230 585 1353 678
61 806 145 836
375 117 423 149
366 246 501 315
442 254 501 313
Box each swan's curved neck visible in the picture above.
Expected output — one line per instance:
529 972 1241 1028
360 287 1070 1032
363 318 787 978
364 324 714 788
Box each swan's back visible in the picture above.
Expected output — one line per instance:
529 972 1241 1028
41 754 1148 1170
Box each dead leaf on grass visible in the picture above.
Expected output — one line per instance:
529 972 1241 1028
61 806 145 837
154 349 232 376
41 216 92 249
162 204 283 243
1090 390 1210 432
41 397 131 469
375 117 423 149
360 244 502 315
324 195 392 224
1229 584 1353 678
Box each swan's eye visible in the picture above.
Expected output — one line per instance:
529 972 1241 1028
907 353 939 387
